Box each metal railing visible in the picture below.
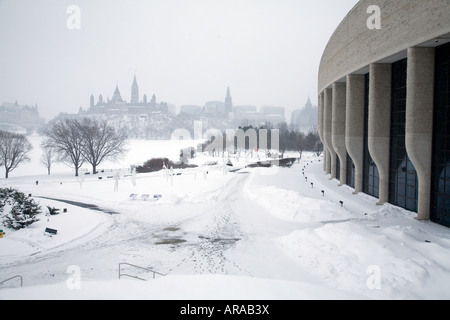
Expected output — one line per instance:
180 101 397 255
0 275 23 288
118 263 165 281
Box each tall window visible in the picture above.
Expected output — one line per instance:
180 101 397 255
432 42 450 227
389 58 418 212
363 73 380 198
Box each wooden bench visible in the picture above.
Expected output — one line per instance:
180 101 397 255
45 228 58 235
129 194 162 201
129 194 138 200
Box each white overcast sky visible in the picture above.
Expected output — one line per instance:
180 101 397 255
0 0 359 121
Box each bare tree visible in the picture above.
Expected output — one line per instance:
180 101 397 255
0 130 33 178
40 141 55 175
78 118 128 174
44 118 85 177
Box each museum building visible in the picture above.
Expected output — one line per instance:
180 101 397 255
317 0 450 227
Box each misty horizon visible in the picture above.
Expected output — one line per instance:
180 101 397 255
0 0 359 121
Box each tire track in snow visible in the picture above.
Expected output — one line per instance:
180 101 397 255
0 173 252 287
170 173 252 276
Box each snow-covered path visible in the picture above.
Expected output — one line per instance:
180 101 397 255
165 171 324 285
1 151 450 300
0 170 323 287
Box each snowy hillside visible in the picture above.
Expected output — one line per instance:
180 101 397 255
1 136 450 300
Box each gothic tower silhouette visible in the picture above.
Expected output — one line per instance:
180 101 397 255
225 87 232 113
112 84 123 104
131 75 139 104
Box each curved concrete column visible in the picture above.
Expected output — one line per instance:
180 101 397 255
323 87 336 178
346 74 365 194
324 148 329 173
318 92 324 141
318 92 326 172
332 82 347 186
406 47 435 221
368 63 392 205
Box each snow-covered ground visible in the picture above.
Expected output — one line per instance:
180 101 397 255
1 136 450 300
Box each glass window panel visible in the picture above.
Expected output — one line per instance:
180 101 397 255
406 186 416 199
438 166 446 179
389 58 420 212
389 193 396 203
398 170 406 181
406 199 416 212
432 42 450 227
398 183 406 196
445 180 450 194
436 198 444 211
440 179 446 193
407 172 417 186
374 187 379 197
446 199 450 212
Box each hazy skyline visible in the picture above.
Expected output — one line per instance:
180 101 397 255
0 0 359 121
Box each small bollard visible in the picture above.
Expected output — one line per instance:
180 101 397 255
321 190 325 196
340 201 344 207
311 183 314 188
36 181 39 186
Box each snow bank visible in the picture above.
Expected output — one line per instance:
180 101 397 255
1 199 111 260
2 139 450 301
0 274 365 300
277 217 450 299
242 159 450 300
245 184 351 223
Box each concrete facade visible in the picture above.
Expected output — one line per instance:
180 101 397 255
405 47 435 220
319 0 450 92
345 74 365 194
368 63 392 205
318 92 327 172
323 88 335 178
317 0 450 224
332 82 347 186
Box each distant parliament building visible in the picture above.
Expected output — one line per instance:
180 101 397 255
88 75 169 115
318 0 450 227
